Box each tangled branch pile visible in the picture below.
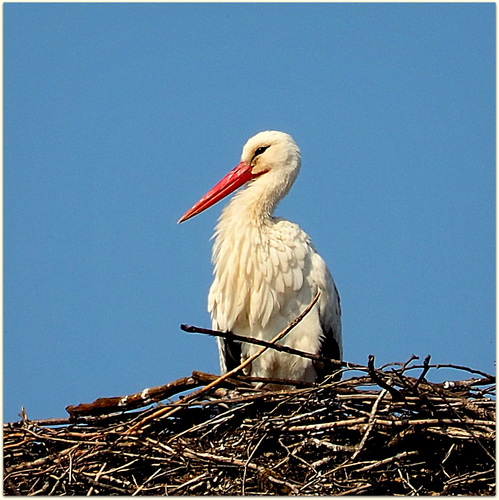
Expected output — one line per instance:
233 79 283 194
4 357 495 495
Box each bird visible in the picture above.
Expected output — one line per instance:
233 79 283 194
178 131 342 385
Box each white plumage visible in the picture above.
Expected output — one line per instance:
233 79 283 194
179 131 342 384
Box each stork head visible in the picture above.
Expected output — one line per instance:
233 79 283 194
240 130 301 177
178 131 301 223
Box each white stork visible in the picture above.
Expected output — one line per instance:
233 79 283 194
178 131 342 384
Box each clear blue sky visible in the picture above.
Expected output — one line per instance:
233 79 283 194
4 3 495 422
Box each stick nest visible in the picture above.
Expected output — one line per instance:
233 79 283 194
4 358 495 495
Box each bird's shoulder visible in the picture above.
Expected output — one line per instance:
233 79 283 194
269 218 330 276
271 217 309 240
260 219 312 290
268 218 313 260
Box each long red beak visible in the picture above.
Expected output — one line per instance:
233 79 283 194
178 161 261 223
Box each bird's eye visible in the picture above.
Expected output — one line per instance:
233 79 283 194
252 146 269 160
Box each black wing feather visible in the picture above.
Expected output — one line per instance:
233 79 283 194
315 328 342 383
219 334 242 372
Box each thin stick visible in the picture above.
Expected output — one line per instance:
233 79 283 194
413 355 432 390
355 450 419 472
350 387 388 461
368 355 405 402
404 363 494 381
181 323 343 369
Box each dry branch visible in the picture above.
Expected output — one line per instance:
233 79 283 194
66 375 203 418
181 323 342 369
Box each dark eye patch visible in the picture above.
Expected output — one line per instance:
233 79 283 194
252 145 270 161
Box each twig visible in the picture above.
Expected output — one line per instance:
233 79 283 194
337 484 373 495
368 355 405 402
166 473 208 495
409 363 494 381
355 450 419 472
351 387 388 460
181 323 343 369
243 432 268 495
287 416 494 433
66 375 203 418
84 476 131 495
413 355 431 390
